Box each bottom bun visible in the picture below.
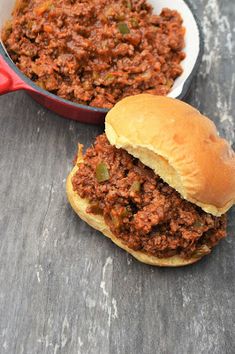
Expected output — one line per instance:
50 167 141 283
66 164 204 267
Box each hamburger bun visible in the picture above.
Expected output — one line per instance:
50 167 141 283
106 94 235 216
66 95 235 266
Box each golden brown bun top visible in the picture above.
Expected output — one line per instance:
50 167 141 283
105 94 235 216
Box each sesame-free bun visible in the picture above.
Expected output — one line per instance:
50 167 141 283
66 163 202 267
105 94 235 216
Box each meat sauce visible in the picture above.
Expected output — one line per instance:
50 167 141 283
3 0 185 108
72 135 226 259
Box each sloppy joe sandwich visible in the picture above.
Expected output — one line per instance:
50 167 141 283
66 94 235 266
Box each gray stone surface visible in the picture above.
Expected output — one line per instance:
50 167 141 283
0 1 234 353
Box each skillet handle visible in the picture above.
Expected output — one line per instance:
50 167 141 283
0 54 31 95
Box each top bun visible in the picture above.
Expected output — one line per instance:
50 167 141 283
105 94 235 216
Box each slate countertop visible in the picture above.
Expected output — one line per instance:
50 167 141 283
0 1 234 353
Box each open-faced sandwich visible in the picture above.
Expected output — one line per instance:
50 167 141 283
66 94 235 266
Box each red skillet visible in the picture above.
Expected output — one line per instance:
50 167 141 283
0 0 203 124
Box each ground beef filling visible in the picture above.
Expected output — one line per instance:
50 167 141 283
72 135 226 259
3 0 185 109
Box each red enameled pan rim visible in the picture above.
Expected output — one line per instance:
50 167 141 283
0 0 204 113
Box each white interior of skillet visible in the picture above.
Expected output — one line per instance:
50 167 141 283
0 0 15 51
149 0 200 98
0 0 200 99
0 0 15 31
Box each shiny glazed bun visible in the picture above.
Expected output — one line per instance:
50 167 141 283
105 94 235 216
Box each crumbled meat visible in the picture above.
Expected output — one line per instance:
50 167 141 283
3 0 185 108
72 135 227 259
